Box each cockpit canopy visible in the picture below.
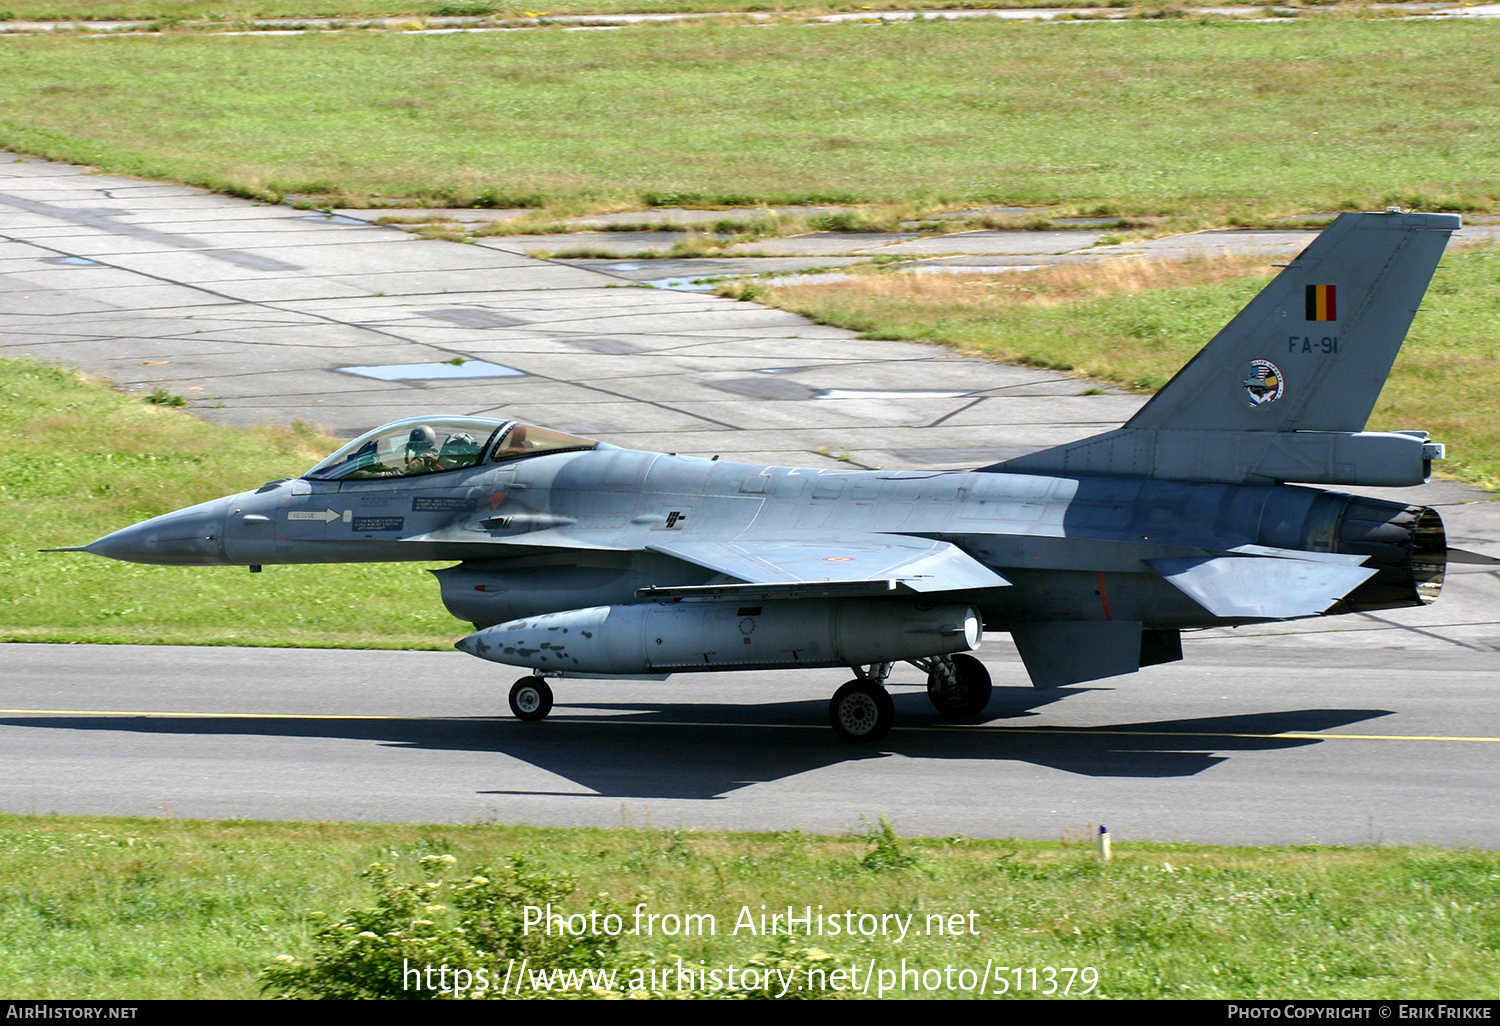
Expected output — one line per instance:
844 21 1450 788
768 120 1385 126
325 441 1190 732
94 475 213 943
303 416 598 481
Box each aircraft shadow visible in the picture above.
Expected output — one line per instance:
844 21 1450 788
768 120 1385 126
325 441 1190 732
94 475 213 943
0 688 1394 801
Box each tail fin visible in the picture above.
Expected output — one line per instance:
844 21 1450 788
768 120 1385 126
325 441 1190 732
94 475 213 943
989 210 1459 487
1130 210 1457 434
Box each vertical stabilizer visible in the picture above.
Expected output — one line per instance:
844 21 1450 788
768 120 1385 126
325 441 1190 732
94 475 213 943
989 211 1460 486
1127 210 1457 434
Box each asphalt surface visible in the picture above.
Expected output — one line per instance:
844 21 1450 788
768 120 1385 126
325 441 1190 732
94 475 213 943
3 636 1498 845
2 152 1498 844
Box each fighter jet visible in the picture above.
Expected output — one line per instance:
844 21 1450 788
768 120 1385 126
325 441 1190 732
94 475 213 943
67 210 1495 742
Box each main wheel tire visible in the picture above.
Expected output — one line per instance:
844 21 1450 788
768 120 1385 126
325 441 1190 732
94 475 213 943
927 653 992 718
829 679 895 744
508 676 553 722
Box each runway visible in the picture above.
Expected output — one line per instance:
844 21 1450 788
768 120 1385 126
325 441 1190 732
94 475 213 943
2 627 1499 845
2 152 1498 844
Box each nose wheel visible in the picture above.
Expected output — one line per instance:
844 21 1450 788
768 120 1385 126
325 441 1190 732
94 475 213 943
508 676 554 721
829 679 894 744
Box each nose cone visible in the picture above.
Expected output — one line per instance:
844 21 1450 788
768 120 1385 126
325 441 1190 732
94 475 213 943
83 496 233 565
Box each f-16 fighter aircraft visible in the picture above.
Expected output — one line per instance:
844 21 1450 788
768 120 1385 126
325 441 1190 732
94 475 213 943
69 210 1495 742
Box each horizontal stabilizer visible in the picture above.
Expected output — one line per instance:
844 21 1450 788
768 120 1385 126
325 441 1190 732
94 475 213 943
1445 548 1500 566
647 535 1010 593
1146 556 1377 619
1228 544 1370 566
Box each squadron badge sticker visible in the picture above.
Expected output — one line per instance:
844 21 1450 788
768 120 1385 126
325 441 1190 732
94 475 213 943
1243 359 1284 406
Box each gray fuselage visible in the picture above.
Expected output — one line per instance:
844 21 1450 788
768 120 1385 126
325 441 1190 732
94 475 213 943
106 446 1437 634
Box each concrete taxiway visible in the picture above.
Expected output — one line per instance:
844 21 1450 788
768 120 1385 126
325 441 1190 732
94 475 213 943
1 152 1497 843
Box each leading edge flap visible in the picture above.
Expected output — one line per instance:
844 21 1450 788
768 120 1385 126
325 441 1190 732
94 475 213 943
647 534 1011 593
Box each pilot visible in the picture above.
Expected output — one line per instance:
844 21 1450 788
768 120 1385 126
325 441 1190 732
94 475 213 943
404 424 441 474
437 432 479 470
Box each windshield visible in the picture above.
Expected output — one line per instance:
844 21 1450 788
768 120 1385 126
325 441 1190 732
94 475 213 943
304 417 506 481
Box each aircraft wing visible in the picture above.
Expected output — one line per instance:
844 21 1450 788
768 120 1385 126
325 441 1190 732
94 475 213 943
1145 555 1378 619
642 534 1011 599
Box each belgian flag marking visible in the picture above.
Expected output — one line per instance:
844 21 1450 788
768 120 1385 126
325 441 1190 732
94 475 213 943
1306 284 1337 321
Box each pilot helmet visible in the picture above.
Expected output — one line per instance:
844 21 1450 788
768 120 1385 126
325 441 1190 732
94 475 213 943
406 424 438 453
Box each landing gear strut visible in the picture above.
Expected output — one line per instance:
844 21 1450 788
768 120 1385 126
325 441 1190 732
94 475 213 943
508 676 553 721
914 653 992 718
828 662 895 744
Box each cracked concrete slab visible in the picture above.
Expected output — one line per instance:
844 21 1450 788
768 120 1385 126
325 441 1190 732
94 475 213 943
475 231 695 257
331 207 536 225
721 231 924 256
558 256 873 283
549 206 850 229
873 229 1105 255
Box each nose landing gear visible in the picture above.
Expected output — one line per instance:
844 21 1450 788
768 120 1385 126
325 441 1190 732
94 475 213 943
828 662 895 744
508 676 554 721
829 678 896 744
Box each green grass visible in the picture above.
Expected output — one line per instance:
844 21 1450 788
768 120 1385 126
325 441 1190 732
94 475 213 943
0 0 1306 26
0 19 1495 219
0 813 1495 999
0 360 463 647
752 244 1500 490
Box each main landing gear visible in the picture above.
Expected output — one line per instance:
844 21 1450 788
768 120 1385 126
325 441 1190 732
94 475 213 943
827 655 993 744
915 652 993 719
506 655 993 742
829 671 896 745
